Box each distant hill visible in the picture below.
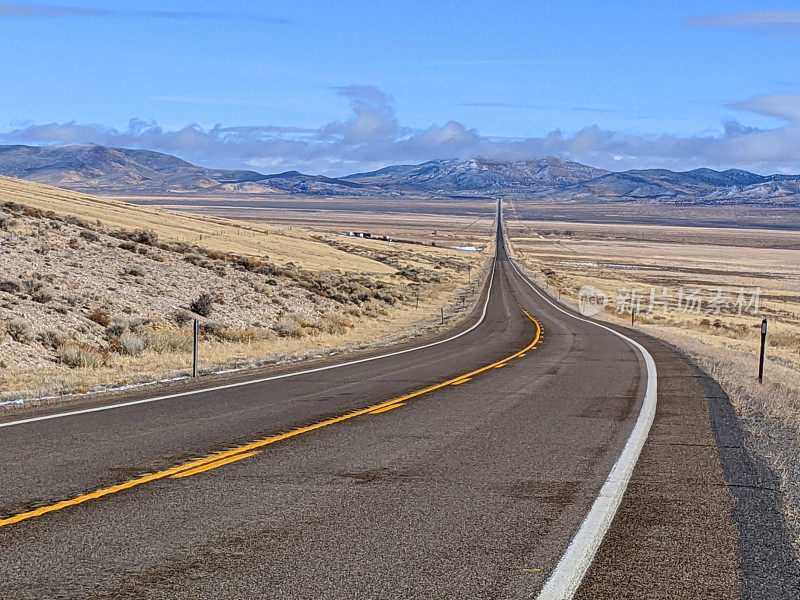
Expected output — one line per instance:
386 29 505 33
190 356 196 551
0 144 226 192
1 143 799 205
560 168 800 204
345 157 800 205
0 144 366 196
342 157 609 191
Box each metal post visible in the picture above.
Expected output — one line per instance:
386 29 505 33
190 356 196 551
192 319 199 377
631 310 635 326
462 296 466 309
758 318 767 383
441 307 444 325
416 293 419 310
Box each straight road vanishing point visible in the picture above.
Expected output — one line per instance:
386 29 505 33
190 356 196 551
0 211 790 598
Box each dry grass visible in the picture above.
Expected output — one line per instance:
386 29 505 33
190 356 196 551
505 221 800 374
0 175 394 273
138 201 499 246
507 217 800 551
1 275 491 402
118 196 498 265
0 288 490 400
0 176 491 404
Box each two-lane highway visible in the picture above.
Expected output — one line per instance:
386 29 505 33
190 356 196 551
0 209 748 598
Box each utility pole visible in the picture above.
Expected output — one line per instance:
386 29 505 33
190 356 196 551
758 318 767 383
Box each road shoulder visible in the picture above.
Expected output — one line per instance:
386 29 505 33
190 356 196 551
574 329 799 599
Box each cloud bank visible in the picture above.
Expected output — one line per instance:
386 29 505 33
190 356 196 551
685 11 800 33
0 1 108 16
0 2 287 22
2 86 800 176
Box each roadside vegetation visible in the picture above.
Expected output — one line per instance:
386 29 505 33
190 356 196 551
0 178 488 404
507 218 800 554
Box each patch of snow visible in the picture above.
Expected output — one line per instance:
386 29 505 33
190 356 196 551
559 260 661 271
561 261 600 267
0 399 26 408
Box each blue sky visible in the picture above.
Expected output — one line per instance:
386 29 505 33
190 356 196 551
2 0 800 174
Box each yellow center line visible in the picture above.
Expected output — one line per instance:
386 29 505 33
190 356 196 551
0 311 541 530
170 451 261 479
368 403 405 415
451 377 472 385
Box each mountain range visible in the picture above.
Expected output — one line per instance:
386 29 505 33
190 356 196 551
1 143 799 206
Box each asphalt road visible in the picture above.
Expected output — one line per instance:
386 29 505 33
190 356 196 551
0 213 794 598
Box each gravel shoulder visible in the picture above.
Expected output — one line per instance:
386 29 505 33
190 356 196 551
576 327 800 599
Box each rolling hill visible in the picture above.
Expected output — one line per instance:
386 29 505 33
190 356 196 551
1 143 799 205
341 156 609 190
0 144 367 197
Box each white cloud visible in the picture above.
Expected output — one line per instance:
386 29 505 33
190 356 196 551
0 2 288 22
320 86 406 143
728 94 800 123
685 11 800 33
2 87 800 176
0 2 109 16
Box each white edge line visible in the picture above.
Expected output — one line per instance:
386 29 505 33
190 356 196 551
508 259 658 600
0 262 497 430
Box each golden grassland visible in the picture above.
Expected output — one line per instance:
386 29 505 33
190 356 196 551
0 283 490 399
505 220 800 376
0 177 491 404
506 216 800 548
118 197 498 248
0 175 396 274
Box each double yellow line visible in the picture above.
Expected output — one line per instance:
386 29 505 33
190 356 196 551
0 312 541 530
